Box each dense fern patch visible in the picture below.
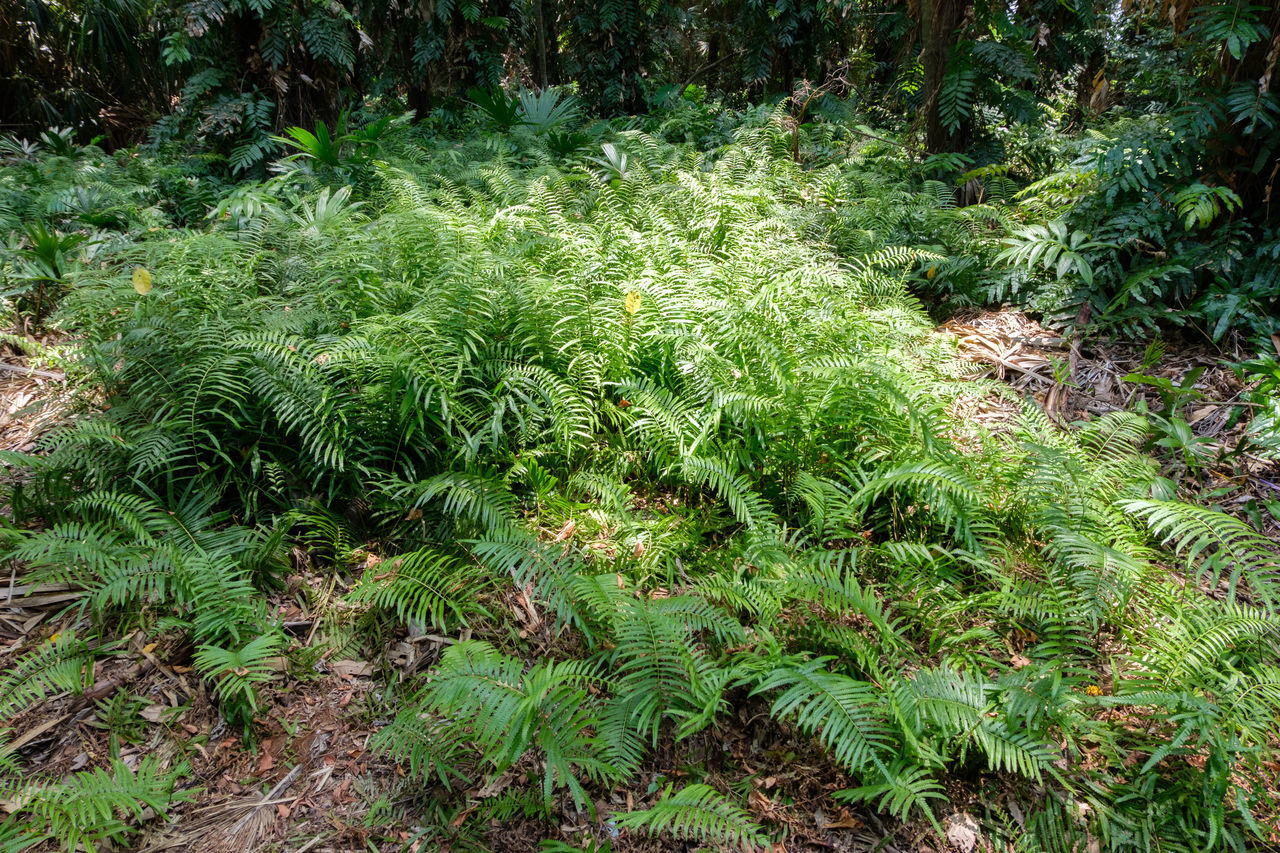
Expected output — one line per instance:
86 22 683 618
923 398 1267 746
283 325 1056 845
2 114 1279 851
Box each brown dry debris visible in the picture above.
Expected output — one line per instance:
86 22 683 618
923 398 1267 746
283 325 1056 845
939 308 1280 539
0 334 73 455
938 307 1253 421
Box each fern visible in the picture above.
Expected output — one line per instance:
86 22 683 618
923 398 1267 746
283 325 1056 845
0 633 93 721
902 666 1057 780
752 659 895 776
398 641 617 811
834 762 946 827
347 546 490 631
1 758 197 852
8 113 1279 848
1121 499 1280 609
611 784 767 850
604 596 734 743
192 632 284 726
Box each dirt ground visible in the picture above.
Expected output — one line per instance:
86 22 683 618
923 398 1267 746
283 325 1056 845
2 311 1278 853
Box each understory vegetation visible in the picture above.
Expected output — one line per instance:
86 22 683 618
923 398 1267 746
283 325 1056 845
3 0 1280 847
1 99 1278 851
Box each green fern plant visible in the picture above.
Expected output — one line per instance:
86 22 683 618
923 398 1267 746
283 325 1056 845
0 757 197 853
7 117 1280 849
386 641 618 813
192 632 284 727
0 633 93 721
610 784 767 850
346 546 490 632
1121 499 1280 610
752 658 896 777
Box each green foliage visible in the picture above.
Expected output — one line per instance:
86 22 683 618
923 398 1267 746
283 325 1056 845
2 114 1278 851
3 222 90 323
753 660 893 777
347 547 490 631
4 489 284 644
603 594 736 744
273 112 408 186
393 641 616 811
1121 499 1280 610
275 123 346 167
997 221 1115 287
0 757 196 853
12 222 87 281
0 633 93 721
192 632 285 727
468 88 523 130
610 784 767 849
517 89 581 134
1005 90 1279 344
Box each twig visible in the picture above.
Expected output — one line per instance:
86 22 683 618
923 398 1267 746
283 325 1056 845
229 764 303 836
305 576 336 647
846 126 907 149
683 52 743 87
7 713 68 752
291 836 325 853
83 660 156 701
0 361 63 380
200 796 300 812
970 352 1051 381
1184 399 1265 409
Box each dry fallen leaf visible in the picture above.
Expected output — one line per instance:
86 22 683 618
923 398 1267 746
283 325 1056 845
140 704 168 723
824 808 862 829
330 660 373 678
944 812 979 853
748 788 772 815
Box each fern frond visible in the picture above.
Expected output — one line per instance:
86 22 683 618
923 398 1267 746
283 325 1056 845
409 641 616 811
0 633 93 720
4 757 196 852
347 546 490 631
1121 499 1280 609
611 784 767 850
753 659 894 775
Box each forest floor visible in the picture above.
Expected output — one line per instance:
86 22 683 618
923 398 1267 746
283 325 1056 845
2 309 1277 853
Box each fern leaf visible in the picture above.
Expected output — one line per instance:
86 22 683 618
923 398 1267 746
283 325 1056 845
611 784 767 850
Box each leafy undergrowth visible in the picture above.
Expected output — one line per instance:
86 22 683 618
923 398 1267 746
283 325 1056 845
3 115 1280 852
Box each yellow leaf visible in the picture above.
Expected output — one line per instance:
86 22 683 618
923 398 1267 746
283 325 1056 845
132 267 152 295
624 289 642 315
926 265 937 280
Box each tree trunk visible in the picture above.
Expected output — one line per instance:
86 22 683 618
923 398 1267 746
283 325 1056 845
918 0 967 153
533 0 549 88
